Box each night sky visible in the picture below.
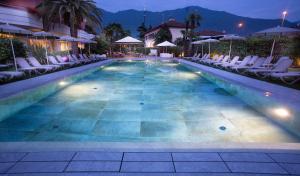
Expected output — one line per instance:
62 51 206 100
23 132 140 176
95 0 300 22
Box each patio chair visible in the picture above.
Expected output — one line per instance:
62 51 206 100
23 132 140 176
207 55 224 64
16 57 48 75
56 55 80 66
214 55 230 66
247 57 293 78
270 72 300 85
220 56 240 68
236 57 266 73
70 54 90 64
229 56 252 72
48 56 72 67
27 57 61 71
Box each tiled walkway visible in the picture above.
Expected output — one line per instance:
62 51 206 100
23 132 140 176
1 151 300 175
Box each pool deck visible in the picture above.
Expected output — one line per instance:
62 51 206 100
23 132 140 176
1 57 300 175
0 142 300 175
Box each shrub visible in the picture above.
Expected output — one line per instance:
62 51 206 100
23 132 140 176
0 38 27 64
90 38 109 54
28 45 47 64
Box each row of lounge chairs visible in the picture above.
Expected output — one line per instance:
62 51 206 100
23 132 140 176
187 53 300 85
0 54 106 83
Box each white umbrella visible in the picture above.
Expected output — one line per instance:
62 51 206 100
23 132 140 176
255 26 300 57
33 31 57 64
201 39 219 55
156 41 176 53
0 23 32 71
220 35 246 57
192 40 205 56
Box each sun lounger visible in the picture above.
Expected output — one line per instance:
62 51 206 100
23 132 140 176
27 57 61 71
221 56 240 68
48 56 73 67
229 56 252 71
247 57 293 78
56 55 80 66
270 72 300 85
207 55 224 64
16 57 48 75
214 55 230 66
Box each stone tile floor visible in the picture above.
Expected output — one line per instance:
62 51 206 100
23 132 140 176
0 151 300 175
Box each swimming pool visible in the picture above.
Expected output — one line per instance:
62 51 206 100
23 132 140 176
0 60 299 142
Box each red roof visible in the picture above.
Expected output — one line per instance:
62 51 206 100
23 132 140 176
145 19 188 34
0 0 42 13
196 30 225 36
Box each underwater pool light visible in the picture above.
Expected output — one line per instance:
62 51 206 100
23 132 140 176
273 108 290 119
264 91 272 97
59 80 67 86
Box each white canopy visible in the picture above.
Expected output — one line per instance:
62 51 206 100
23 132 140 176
157 41 176 47
115 36 142 44
59 35 80 42
201 39 219 43
220 34 246 41
0 23 32 35
33 31 57 37
256 26 300 35
192 40 204 45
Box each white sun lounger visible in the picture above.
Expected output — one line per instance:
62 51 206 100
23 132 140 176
247 57 293 77
270 72 300 85
27 57 61 71
48 56 72 67
16 57 48 75
214 55 230 66
56 55 80 66
229 56 252 71
221 56 240 68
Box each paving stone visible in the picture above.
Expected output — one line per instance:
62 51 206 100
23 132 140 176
269 153 300 163
172 153 221 161
220 153 272 162
66 161 120 172
123 153 172 161
280 163 300 175
8 162 68 173
226 162 287 174
0 163 14 173
121 162 174 172
22 152 75 162
174 162 229 173
0 153 26 162
74 152 123 161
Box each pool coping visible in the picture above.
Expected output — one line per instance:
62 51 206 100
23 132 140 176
177 59 300 102
0 142 300 153
0 59 114 99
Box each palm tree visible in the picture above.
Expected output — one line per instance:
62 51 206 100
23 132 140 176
184 12 202 56
36 0 102 54
137 22 147 40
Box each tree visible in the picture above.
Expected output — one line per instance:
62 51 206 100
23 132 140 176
184 12 202 56
36 0 102 54
155 25 172 45
137 22 147 40
103 23 129 43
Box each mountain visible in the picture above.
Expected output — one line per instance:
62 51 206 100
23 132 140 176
101 6 295 36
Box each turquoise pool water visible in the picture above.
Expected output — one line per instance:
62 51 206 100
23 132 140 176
0 60 299 142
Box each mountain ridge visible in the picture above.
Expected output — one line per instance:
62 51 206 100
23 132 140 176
100 6 296 36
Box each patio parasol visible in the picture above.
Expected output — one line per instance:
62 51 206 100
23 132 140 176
255 26 300 58
156 41 177 53
0 23 32 71
201 38 219 55
220 35 245 58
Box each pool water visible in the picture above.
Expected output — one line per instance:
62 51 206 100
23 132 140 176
0 60 299 142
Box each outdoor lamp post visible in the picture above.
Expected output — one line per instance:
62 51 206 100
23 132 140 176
281 11 288 27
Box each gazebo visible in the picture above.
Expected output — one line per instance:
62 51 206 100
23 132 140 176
114 36 143 55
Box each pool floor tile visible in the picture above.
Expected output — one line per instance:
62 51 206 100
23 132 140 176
219 153 273 162
0 163 14 173
280 163 300 175
268 153 300 163
0 153 26 162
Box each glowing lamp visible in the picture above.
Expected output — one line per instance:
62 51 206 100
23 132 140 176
273 108 291 119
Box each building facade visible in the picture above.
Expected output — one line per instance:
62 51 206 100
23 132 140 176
144 19 187 48
0 0 94 52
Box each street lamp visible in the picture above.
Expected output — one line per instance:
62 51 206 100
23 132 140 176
281 11 288 26
238 22 244 28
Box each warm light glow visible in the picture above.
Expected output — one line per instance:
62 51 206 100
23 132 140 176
128 59 133 62
264 91 272 97
238 22 244 28
282 11 288 16
0 33 13 39
59 81 68 86
273 108 291 119
196 71 202 75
